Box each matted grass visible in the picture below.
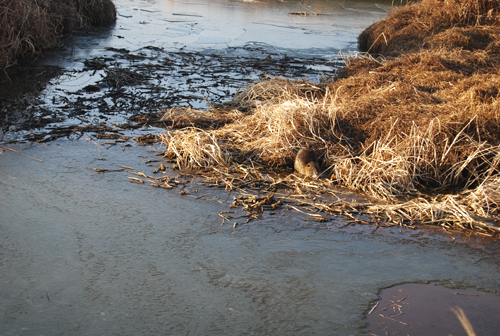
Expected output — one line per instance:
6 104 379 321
358 0 500 56
158 0 500 236
1 0 116 69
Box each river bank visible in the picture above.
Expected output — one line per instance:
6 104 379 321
157 0 500 238
1 0 116 69
1 1 499 334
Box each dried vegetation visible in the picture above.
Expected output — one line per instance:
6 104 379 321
159 0 500 236
0 0 116 69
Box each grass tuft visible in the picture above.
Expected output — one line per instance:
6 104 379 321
0 0 116 69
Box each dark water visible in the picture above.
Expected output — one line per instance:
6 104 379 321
1 1 499 335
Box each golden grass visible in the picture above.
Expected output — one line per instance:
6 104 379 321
159 106 243 129
160 128 231 169
463 174 500 217
1 0 116 69
158 0 500 236
358 0 500 56
219 79 332 165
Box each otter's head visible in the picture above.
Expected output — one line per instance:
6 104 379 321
304 162 319 179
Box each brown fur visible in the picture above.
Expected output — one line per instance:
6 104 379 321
294 148 319 178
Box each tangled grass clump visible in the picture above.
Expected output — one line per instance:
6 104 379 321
0 0 116 69
158 0 500 236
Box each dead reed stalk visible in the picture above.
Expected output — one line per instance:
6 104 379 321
462 174 500 217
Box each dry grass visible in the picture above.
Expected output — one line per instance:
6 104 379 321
463 174 500 217
159 106 243 129
358 0 500 56
160 128 231 169
158 0 500 236
368 194 500 236
218 79 332 165
332 119 500 200
451 307 477 336
1 0 116 69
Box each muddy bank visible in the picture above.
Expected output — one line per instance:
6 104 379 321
1 0 116 69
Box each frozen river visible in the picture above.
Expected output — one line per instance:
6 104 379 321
1 1 499 335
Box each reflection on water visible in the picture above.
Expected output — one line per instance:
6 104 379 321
1 1 499 335
41 0 394 63
158 0 392 51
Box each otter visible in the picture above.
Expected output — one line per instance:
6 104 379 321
294 148 319 178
